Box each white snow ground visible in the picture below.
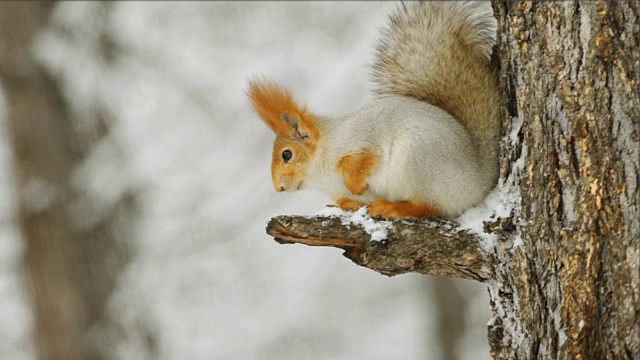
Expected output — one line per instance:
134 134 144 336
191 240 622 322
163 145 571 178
0 2 491 359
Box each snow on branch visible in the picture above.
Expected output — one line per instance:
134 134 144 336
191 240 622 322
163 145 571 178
266 208 497 283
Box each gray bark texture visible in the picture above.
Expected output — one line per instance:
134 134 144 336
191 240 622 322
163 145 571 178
490 1 639 359
0 3 133 360
266 1 640 359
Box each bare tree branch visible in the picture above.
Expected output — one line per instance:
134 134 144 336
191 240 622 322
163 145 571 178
267 215 495 283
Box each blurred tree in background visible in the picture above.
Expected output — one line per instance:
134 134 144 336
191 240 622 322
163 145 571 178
0 3 134 360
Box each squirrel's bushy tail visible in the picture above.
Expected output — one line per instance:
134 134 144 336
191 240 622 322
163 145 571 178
372 1 501 183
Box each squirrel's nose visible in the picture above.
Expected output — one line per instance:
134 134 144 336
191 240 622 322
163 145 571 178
279 186 285 192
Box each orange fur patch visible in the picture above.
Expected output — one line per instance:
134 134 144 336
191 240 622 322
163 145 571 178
247 78 319 140
336 150 379 195
335 197 363 211
367 200 439 219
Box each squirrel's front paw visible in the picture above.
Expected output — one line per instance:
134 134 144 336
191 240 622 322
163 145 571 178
335 198 363 212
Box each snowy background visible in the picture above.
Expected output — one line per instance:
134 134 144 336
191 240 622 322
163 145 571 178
0 2 491 359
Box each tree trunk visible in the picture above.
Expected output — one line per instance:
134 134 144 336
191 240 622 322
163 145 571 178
0 3 133 359
489 1 639 358
265 1 639 359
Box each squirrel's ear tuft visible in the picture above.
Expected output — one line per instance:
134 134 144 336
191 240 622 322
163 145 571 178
247 78 318 141
280 113 310 141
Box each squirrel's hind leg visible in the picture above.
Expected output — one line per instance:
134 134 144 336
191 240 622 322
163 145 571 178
367 199 439 219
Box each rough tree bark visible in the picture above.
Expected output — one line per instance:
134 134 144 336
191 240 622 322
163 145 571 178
0 3 133 360
489 2 639 359
265 1 639 359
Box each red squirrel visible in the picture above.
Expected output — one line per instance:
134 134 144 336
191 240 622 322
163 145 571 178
248 2 501 219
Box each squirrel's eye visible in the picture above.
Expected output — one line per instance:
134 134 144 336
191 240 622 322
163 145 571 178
282 149 292 163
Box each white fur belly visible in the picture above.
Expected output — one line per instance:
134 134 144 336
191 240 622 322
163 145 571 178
308 169 383 204
309 171 365 202
365 134 416 202
314 133 421 204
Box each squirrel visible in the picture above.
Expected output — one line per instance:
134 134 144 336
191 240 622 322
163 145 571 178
247 2 501 219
